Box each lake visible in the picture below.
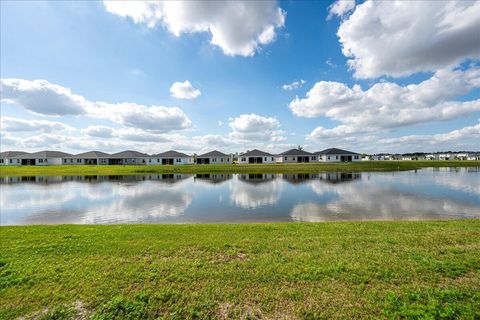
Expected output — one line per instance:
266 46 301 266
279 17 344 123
1 167 479 225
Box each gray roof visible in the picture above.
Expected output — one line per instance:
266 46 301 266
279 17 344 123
109 150 149 158
0 151 29 158
314 148 359 155
197 150 229 158
17 151 72 159
153 150 191 158
278 149 313 156
241 149 274 157
65 151 111 159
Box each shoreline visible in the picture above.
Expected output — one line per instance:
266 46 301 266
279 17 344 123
1 160 479 176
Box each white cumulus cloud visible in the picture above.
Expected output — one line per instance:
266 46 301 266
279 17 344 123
1 78 193 133
290 67 480 138
103 0 286 57
327 0 355 20
1 79 87 115
170 80 201 100
1 116 73 133
229 113 285 142
337 0 480 78
282 80 306 91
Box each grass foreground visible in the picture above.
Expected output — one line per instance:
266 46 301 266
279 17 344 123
1 160 479 176
1 220 479 319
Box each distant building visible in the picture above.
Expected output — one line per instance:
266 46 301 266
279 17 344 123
196 150 231 164
149 150 193 165
63 151 111 165
0 151 28 166
314 148 361 162
239 149 276 164
276 149 317 163
16 151 72 166
107 150 148 165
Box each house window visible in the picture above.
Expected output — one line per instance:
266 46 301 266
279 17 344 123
0 159 3 164
176 158 181 163
271 157 274 161
327 156 330 160
64 159 67 163
149 159 151 163
312 156 316 160
284 156 287 160
264 157 267 161
241 157 246 161
77 159 82 163
335 156 338 160
293 157 296 160
45 159 48 163
354 155 359 160
9 159 13 164
38 159 43 163
221 158 223 162
213 158 216 162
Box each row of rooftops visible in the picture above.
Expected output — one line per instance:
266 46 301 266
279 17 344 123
0 148 359 159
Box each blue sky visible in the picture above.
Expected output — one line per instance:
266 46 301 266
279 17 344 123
1 0 479 154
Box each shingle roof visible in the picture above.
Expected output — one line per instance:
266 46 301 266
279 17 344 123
153 150 191 158
241 149 274 157
278 149 313 156
109 150 149 158
314 148 359 155
197 150 229 158
17 151 72 159
0 151 29 158
65 151 111 159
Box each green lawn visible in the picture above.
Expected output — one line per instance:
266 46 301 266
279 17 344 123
1 160 479 176
1 221 479 319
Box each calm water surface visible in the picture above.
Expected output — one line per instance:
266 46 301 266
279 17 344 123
1 168 479 225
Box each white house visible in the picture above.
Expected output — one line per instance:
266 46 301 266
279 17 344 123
63 151 111 165
276 149 317 163
196 150 232 164
314 148 361 162
438 153 453 160
16 151 72 166
149 150 193 165
107 150 148 165
239 149 276 164
0 151 28 166
466 153 479 160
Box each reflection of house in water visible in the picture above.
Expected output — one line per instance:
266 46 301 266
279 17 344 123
1 174 191 185
195 173 232 184
237 173 276 184
318 172 361 184
282 173 319 184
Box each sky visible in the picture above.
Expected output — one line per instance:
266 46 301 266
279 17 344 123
1 0 479 155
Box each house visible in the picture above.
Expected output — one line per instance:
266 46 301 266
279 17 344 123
314 148 361 162
467 153 479 160
402 156 413 161
16 151 72 166
276 149 317 163
196 150 232 164
0 151 28 166
149 150 193 165
425 154 438 160
238 149 276 164
107 150 148 165
63 151 111 165
438 153 453 160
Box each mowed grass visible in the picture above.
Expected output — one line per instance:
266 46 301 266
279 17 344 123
1 221 479 319
1 160 479 176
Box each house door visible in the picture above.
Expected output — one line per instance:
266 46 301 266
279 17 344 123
162 159 174 165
